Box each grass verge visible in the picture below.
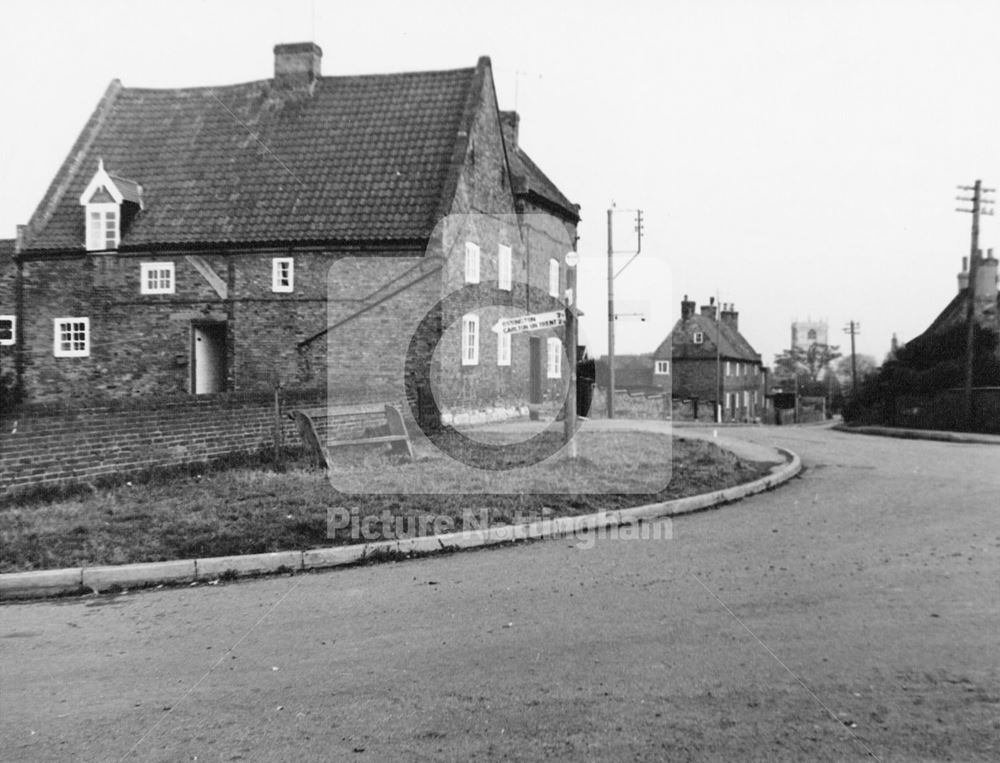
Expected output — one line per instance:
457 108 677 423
0 434 777 573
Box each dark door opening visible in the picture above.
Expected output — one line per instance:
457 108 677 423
529 336 543 406
192 322 226 394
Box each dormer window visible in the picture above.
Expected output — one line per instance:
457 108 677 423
79 159 143 252
87 205 119 251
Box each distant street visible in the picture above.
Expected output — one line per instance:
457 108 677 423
2 425 998 762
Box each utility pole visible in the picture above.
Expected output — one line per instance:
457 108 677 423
715 296 722 423
606 209 615 419
956 180 995 430
605 206 643 419
842 321 860 394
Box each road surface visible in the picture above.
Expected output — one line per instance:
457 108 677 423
1 425 998 761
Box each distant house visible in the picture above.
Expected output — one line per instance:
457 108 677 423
10 42 579 423
0 239 14 338
651 296 765 421
909 250 999 352
0 239 16 404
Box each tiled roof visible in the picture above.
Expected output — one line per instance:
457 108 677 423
655 314 762 362
23 65 480 251
507 145 579 222
106 172 143 205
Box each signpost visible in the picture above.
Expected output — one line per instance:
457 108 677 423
491 311 565 335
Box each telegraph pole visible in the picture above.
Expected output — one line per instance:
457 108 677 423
842 321 860 394
605 207 643 419
956 180 995 430
606 209 615 418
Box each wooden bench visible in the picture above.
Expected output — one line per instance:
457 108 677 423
289 403 414 468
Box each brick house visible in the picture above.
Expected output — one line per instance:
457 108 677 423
10 42 579 426
0 239 16 406
651 296 765 421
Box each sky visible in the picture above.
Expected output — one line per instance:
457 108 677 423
1 0 998 367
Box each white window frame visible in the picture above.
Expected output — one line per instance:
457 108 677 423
53 317 90 357
140 262 175 295
85 203 119 251
272 257 294 293
498 244 512 291
462 313 479 365
725 361 731 377
547 336 562 378
464 242 480 284
693 331 704 344
497 330 511 366
654 359 670 375
548 258 560 298
0 315 15 346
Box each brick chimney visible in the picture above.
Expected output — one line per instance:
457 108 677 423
681 294 696 320
500 111 519 148
958 256 969 292
721 302 739 331
700 297 717 320
975 248 998 301
274 42 322 91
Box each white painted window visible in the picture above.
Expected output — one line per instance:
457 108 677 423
693 332 703 344
272 257 294 292
497 330 511 366
140 262 175 294
86 204 119 251
547 337 562 378
654 359 670 375
0 315 15 346
548 258 560 297
462 313 479 365
725 361 731 377
464 242 480 284
53 317 90 357
498 244 512 291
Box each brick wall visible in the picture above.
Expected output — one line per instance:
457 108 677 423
15 250 340 404
671 358 765 421
0 391 344 495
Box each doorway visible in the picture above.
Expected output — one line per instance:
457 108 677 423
529 337 543 406
191 322 226 394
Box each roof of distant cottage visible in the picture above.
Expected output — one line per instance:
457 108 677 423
655 313 762 362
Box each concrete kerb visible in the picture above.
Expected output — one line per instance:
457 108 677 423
833 423 1000 445
0 446 802 601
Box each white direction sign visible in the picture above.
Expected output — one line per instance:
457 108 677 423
491 310 565 335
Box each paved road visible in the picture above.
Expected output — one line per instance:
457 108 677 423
2 426 998 761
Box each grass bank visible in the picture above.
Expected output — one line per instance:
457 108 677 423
0 432 777 573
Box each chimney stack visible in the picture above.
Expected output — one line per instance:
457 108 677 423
721 302 739 331
681 294 696 320
958 256 969 292
976 248 998 301
700 297 717 320
500 111 519 148
274 42 322 91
